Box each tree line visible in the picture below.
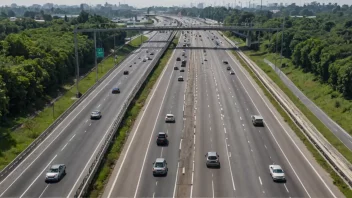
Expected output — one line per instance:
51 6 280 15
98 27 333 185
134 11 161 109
172 3 352 99
0 11 126 120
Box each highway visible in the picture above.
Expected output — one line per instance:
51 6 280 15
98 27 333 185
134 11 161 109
0 18 174 198
103 18 343 198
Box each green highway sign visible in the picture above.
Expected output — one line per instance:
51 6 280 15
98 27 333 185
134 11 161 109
96 48 104 58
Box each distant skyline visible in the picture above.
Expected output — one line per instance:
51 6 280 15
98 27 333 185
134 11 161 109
0 0 351 8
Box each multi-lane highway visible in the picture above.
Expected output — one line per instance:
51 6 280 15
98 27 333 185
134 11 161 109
0 18 174 198
103 18 343 198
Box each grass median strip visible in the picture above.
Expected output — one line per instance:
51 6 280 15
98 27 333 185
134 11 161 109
87 35 178 197
231 51 352 196
0 36 147 171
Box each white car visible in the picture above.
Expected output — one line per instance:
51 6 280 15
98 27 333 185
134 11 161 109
178 76 184 81
269 164 286 181
165 114 175 123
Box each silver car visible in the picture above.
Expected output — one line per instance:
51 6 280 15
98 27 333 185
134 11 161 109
251 115 264 126
153 158 168 176
269 164 286 181
45 164 66 182
205 152 220 168
91 110 102 119
165 114 175 123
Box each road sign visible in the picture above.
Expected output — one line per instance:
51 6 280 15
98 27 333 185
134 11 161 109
96 48 104 58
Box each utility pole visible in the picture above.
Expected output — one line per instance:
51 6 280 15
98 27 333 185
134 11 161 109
94 31 98 82
74 28 81 98
280 16 285 77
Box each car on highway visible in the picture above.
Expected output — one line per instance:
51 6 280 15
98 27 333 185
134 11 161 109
182 44 186 47
251 115 264 126
230 71 235 75
150 52 154 55
181 60 186 66
227 66 231 70
138 57 141 59
174 66 179 70
112 87 120 94
269 164 286 181
134 61 136 64
91 110 102 119
143 58 147 62
147 57 152 60
153 158 168 176
165 114 175 122
223 60 228 64
156 132 168 146
176 57 181 61
180 69 185 72
124 70 129 75
178 76 184 81
205 152 220 168
45 164 66 182
204 58 207 61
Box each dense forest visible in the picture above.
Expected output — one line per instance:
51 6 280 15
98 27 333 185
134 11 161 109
0 11 126 120
172 3 352 98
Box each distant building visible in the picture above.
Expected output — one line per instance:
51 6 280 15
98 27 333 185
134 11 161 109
9 17 17 21
11 3 18 8
197 3 204 9
30 4 42 9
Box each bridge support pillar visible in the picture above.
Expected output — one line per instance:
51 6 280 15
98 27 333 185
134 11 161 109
246 31 252 47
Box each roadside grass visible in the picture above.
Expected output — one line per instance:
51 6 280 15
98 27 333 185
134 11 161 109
231 51 352 196
129 35 148 47
242 50 352 164
0 36 146 171
87 35 178 198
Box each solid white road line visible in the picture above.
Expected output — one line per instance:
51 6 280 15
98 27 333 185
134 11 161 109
226 51 319 197
212 179 215 198
18 155 57 198
106 47 177 198
0 51 138 191
133 53 177 198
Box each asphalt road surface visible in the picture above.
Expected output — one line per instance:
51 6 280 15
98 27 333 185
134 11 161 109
0 19 174 198
103 18 343 198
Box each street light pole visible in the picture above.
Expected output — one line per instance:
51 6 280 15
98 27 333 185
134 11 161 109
74 28 81 98
94 31 98 82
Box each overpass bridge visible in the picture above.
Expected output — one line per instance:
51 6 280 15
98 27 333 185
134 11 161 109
74 25 280 47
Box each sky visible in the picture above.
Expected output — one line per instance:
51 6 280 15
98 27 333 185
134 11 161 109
0 0 351 8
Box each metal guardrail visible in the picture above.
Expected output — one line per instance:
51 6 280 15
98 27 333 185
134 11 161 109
222 35 352 188
0 44 136 182
73 31 177 198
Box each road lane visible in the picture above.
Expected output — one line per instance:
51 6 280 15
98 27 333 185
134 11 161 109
0 29 172 198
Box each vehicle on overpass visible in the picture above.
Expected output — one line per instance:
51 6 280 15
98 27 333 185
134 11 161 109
112 88 121 94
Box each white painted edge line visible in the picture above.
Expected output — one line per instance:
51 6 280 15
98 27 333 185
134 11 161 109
0 52 139 188
227 50 319 197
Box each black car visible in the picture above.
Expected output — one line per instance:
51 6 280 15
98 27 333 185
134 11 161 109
176 57 181 61
124 70 129 75
181 60 186 67
180 69 185 72
112 88 120 94
174 66 179 70
156 132 168 146
227 67 231 70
